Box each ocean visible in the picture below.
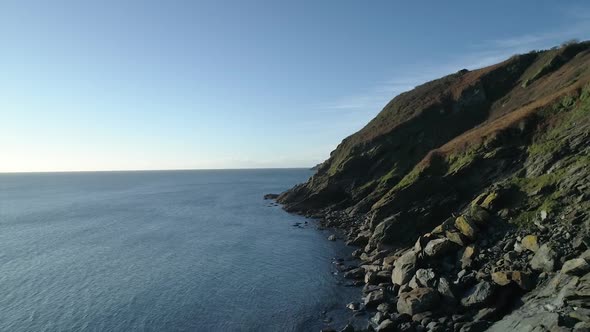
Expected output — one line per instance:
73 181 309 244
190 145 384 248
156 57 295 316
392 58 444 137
0 169 360 331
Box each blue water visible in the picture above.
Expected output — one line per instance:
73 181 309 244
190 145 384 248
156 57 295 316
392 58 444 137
0 169 359 331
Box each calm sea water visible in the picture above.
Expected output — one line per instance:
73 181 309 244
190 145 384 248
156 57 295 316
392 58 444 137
0 169 360 332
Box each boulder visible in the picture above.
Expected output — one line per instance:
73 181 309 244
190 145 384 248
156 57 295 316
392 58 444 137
375 319 396 332
530 244 557 272
344 267 365 279
364 288 386 308
437 277 457 304
349 232 371 246
461 245 477 269
562 258 590 276
392 250 417 285
521 235 539 252
491 271 533 290
469 205 492 225
397 287 440 315
424 238 456 257
369 216 397 247
409 268 437 289
460 281 495 308
328 234 337 241
446 231 468 246
455 216 478 240
481 192 499 210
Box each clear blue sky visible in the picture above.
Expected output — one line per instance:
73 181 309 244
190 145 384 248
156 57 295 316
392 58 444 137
3 1 590 172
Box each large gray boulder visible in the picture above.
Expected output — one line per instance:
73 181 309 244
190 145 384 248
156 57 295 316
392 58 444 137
562 258 590 276
392 250 417 285
460 281 495 308
397 287 440 315
530 243 557 272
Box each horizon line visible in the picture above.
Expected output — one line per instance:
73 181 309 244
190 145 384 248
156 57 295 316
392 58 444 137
0 166 314 175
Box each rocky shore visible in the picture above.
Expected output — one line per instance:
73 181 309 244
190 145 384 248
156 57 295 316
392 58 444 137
273 41 590 331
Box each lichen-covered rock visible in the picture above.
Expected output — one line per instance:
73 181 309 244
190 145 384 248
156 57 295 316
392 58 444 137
392 250 417 285
521 235 539 252
397 287 440 315
481 192 499 211
424 238 456 257
446 231 468 246
461 245 477 269
491 271 533 290
455 216 478 240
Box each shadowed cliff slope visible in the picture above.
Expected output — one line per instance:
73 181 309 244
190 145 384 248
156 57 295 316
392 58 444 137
279 41 590 247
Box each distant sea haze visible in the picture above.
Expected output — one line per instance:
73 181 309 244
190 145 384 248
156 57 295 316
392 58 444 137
0 169 358 331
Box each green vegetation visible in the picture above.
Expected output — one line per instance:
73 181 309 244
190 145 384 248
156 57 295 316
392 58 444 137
445 148 479 174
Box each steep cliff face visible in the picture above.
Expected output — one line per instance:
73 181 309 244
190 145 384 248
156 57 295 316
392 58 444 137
279 41 590 248
278 41 590 331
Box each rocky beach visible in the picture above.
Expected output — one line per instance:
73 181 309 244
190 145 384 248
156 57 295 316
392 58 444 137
272 41 590 331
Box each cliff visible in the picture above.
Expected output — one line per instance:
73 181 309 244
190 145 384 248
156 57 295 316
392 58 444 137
279 41 590 331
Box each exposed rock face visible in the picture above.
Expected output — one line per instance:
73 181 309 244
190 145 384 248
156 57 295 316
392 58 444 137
279 41 590 331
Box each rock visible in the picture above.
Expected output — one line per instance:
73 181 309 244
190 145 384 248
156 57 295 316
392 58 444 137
481 192 499 210
382 255 397 268
263 193 279 199
344 267 365 279
365 288 385 308
410 268 437 289
445 231 467 246
455 216 478 240
491 271 533 290
369 216 398 247
375 319 395 332
392 250 417 285
460 281 494 308
346 302 360 311
424 238 456 257
397 287 440 315
437 277 456 304
376 302 392 313
574 322 590 332
530 243 557 272
521 235 539 252
414 233 435 253
562 258 590 276
328 234 337 241
349 232 371 246
469 205 491 225
540 210 548 221
461 245 477 269
371 312 387 325
365 271 378 284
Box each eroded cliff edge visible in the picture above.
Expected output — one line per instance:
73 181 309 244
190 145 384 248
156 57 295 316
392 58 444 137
279 41 590 331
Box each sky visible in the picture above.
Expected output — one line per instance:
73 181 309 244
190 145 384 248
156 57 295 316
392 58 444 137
2 1 590 172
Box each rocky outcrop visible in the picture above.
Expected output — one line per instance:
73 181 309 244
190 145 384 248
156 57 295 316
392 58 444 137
274 41 590 331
